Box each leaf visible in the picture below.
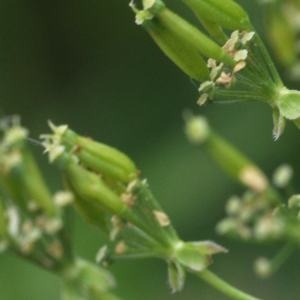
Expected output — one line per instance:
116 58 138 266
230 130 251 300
188 241 228 255
174 240 226 272
175 243 211 272
272 108 285 140
167 260 186 293
277 89 300 120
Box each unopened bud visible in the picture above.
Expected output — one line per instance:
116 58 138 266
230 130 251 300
185 116 210 144
225 196 241 215
273 164 293 188
254 257 271 278
43 123 137 184
53 191 74 207
254 216 284 240
216 218 236 235
239 165 269 193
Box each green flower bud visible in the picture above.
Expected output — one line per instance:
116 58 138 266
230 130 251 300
254 257 272 278
145 11 210 81
184 115 210 144
0 122 55 215
19 147 56 215
62 156 127 217
254 244 295 279
45 123 137 184
272 164 293 188
182 0 251 31
72 193 110 232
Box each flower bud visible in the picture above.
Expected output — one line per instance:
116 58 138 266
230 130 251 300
44 123 137 185
254 215 284 240
0 121 55 216
225 196 241 215
61 155 127 217
184 115 210 144
254 257 271 278
72 194 110 232
272 164 293 188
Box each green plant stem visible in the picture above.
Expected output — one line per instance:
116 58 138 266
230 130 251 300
196 270 261 300
204 132 281 203
269 243 295 274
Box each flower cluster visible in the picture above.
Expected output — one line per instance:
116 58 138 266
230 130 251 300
131 0 300 139
185 115 299 280
198 31 255 105
41 122 226 292
218 164 300 279
0 117 120 300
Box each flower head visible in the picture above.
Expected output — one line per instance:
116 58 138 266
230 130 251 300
132 0 300 138
42 122 227 292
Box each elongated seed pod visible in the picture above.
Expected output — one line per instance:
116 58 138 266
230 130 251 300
63 157 127 216
71 192 110 232
0 169 28 211
145 18 210 81
182 0 251 30
197 18 227 44
61 129 137 183
20 146 56 215
146 8 234 64
0 123 55 215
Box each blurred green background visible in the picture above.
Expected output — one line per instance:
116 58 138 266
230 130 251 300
0 1 300 299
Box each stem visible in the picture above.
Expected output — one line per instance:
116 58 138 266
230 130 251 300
196 270 261 300
269 243 295 274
